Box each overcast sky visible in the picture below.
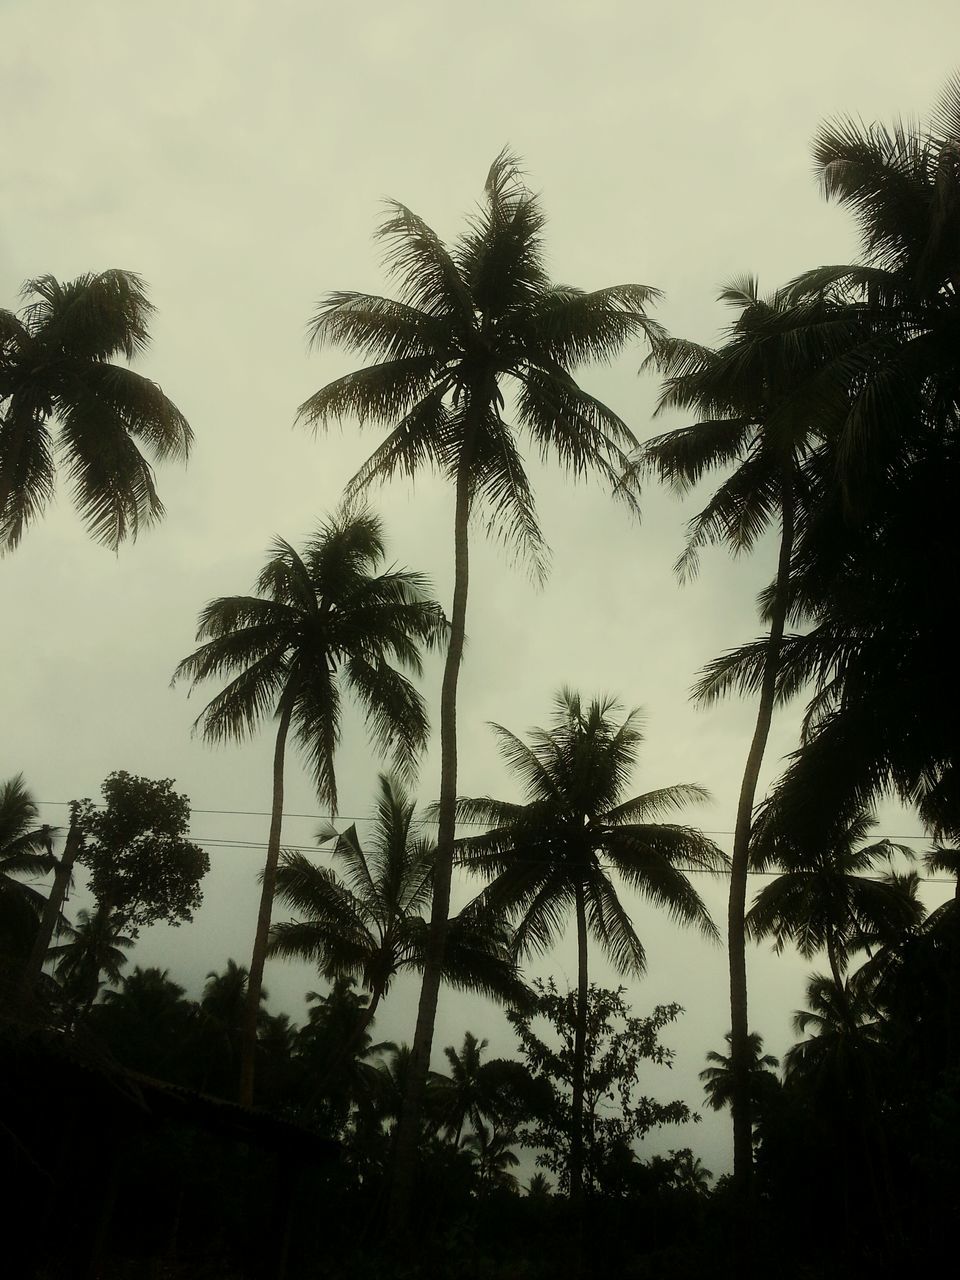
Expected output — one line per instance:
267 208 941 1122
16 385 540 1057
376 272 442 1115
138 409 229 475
2 0 956 1177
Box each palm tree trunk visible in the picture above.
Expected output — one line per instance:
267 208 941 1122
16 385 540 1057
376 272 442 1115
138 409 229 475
387 438 473 1231
728 478 795 1194
19 805 82 1008
238 699 294 1107
570 880 589 1205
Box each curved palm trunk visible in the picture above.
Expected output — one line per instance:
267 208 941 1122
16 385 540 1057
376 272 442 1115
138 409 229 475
238 700 294 1106
387 442 473 1231
19 806 82 1008
570 880 589 1204
728 479 795 1194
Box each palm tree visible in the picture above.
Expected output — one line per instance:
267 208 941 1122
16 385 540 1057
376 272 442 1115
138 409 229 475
435 1032 496 1146
463 1120 520 1192
269 773 528 1094
455 690 724 1201
0 270 192 551
783 972 881 1090
632 276 854 1188
746 813 924 1027
197 959 269 1095
700 1032 780 1121
786 75 960 512
734 78 960 873
46 905 134 1015
0 774 55 978
298 153 661 1213
88 967 201 1085
172 511 445 1106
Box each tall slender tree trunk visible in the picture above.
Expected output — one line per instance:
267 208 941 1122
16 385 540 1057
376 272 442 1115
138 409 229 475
238 700 294 1107
570 880 589 1205
20 805 82 1008
728 478 795 1193
387 441 473 1232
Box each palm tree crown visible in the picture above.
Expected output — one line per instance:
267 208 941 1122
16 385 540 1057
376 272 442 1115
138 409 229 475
173 508 445 812
47 905 134 1011
270 774 527 1014
0 774 55 974
0 270 192 551
746 812 925 987
298 150 659 573
456 690 724 975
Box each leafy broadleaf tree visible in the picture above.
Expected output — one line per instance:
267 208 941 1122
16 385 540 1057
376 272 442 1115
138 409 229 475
456 690 723 1200
78 772 209 933
173 511 445 1106
0 270 192 551
20 773 207 1007
508 980 696 1197
298 153 661 1216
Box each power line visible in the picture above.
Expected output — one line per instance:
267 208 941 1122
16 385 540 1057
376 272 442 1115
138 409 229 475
33 799 937 843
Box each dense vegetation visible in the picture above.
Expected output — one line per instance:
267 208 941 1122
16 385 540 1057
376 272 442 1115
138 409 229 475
2 75 959 1278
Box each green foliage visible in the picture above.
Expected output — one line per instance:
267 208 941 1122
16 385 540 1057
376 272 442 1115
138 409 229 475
77 771 208 933
507 980 696 1195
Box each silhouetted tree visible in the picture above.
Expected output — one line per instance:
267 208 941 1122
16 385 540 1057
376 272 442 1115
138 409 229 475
270 773 528 1103
298 151 662 1220
173 511 445 1105
747 812 924 1022
0 270 191 551
47 905 134 1016
699 1032 780 1133
508 981 696 1197
635 276 848 1189
456 690 722 1200
0 774 54 977
21 773 207 1006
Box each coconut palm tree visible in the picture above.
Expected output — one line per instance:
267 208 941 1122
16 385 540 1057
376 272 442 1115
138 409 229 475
455 690 724 1201
0 270 192 551
172 511 445 1105
786 75 960 511
746 813 924 1027
463 1120 520 1192
730 78 960 874
700 1032 780 1120
298 153 661 1213
0 774 55 978
46 905 134 1015
269 773 528 1093
783 971 882 1089
630 275 860 1188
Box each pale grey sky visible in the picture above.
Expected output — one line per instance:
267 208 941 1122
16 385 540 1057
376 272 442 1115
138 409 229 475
2 0 955 1176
